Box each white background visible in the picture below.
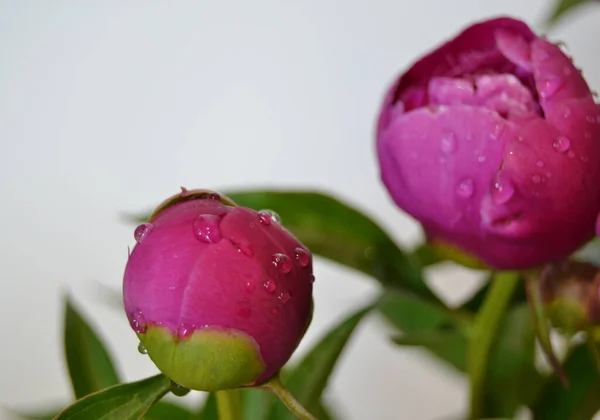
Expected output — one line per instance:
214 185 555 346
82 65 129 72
1 1 600 419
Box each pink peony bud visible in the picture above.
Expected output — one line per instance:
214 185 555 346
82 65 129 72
123 190 314 391
376 17 600 269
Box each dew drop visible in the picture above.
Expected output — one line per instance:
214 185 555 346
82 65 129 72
177 323 195 340
563 107 571 118
553 136 570 153
206 192 221 201
587 115 596 124
272 253 292 273
456 178 474 198
536 160 544 168
295 247 310 267
568 150 576 159
490 124 504 140
532 174 543 184
137 343 147 355
581 155 589 163
258 211 272 225
264 280 276 293
278 291 292 304
556 41 569 53
230 237 254 257
271 307 280 315
478 155 486 163
310 274 316 284
539 77 562 99
128 309 147 333
258 209 281 224
134 223 153 244
244 281 256 293
440 133 456 154
491 175 515 204
193 214 221 244
170 381 190 397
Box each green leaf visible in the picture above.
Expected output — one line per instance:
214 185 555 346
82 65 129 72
228 191 433 299
198 393 218 420
54 374 171 420
132 190 435 301
377 290 462 334
483 304 543 418
265 305 373 420
393 328 468 372
532 344 600 420
546 0 593 25
144 401 194 420
64 297 121 399
241 389 274 420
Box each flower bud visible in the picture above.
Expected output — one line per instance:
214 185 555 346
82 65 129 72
539 261 600 333
376 17 600 269
123 189 314 391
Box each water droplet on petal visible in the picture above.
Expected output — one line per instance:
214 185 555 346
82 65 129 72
581 155 589 163
440 133 456 154
244 281 256 293
272 253 292 273
170 381 190 397
536 160 544 168
478 155 486 163
553 136 571 153
563 107 571 118
271 307 280 315
258 211 272 225
568 150 576 159
137 343 147 354
207 193 221 201
129 309 147 333
258 209 281 224
532 174 543 184
310 274 316 284
264 280 276 293
587 115 597 124
295 247 310 267
539 77 562 99
134 223 153 244
278 291 292 304
490 124 504 140
229 237 254 257
177 323 196 340
193 214 221 244
556 41 569 53
456 178 474 198
491 175 515 204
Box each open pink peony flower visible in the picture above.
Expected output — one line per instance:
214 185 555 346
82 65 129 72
123 190 314 391
377 17 600 269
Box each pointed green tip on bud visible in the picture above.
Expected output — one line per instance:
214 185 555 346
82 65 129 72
140 325 266 392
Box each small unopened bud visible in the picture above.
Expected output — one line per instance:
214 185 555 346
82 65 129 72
539 261 600 333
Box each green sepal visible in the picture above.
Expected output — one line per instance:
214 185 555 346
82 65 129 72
140 325 266 391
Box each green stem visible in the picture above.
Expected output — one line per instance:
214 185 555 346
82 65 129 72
215 390 242 420
467 271 519 420
262 375 317 420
